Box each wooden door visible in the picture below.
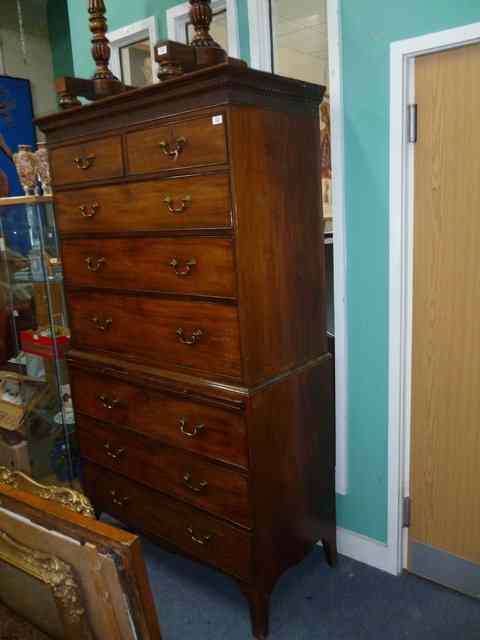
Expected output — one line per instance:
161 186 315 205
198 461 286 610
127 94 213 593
409 44 480 595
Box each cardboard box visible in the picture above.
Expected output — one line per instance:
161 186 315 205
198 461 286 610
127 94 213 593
0 371 46 433
0 438 31 474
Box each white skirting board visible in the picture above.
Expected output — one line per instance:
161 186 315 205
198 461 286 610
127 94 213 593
318 528 396 575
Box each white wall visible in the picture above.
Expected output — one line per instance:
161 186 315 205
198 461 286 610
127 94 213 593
0 0 57 119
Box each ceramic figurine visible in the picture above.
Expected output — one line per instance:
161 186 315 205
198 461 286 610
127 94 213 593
35 141 52 195
13 144 36 195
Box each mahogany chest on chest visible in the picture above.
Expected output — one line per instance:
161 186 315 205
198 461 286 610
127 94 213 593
38 63 336 639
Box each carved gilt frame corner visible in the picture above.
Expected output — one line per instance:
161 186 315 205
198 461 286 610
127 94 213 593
0 528 94 639
0 467 95 518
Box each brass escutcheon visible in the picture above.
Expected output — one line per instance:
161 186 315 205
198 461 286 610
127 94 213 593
169 257 197 276
163 194 192 214
159 136 187 160
79 202 99 218
176 327 203 345
91 316 112 331
85 256 106 272
73 154 96 170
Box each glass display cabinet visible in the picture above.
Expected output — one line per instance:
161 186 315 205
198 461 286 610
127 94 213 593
0 195 78 486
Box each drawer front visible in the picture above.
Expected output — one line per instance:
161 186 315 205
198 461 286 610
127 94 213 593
77 415 251 528
70 367 248 468
62 237 236 298
54 174 232 233
126 114 227 175
82 461 253 581
68 291 242 379
50 136 124 186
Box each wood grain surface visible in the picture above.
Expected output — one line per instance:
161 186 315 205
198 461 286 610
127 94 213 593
410 45 480 563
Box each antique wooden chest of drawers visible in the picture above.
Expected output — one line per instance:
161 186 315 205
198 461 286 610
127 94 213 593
38 63 336 639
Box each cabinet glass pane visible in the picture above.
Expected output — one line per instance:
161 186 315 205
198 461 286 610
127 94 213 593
0 198 78 487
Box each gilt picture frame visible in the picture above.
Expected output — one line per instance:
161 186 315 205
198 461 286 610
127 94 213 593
0 528 94 639
0 470 162 640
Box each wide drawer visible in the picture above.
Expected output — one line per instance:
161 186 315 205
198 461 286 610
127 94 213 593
68 291 241 379
54 174 232 233
126 113 227 175
70 367 248 469
82 461 253 581
77 415 251 528
50 136 124 186
62 237 236 298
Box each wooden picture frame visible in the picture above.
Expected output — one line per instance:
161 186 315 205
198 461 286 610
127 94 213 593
0 467 162 640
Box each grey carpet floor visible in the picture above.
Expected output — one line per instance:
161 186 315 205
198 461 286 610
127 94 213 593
141 540 480 640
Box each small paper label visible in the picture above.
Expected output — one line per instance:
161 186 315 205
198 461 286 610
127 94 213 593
212 115 223 126
13 310 19 317
0 238 5 251
157 45 168 56
50 258 59 265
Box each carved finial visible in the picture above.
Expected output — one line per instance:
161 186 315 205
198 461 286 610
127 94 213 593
189 0 223 49
88 0 118 81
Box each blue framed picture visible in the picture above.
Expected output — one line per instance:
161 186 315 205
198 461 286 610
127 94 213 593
0 76 36 254
0 75 36 196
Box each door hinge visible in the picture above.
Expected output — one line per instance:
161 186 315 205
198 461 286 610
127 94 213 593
403 496 412 528
407 104 417 143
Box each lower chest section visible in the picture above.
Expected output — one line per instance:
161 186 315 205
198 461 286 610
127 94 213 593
71 365 254 579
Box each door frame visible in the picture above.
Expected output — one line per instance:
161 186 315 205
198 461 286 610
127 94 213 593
248 0 349 496
388 21 480 576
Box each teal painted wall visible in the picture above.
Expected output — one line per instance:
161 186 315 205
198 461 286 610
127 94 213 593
339 0 480 542
61 0 480 545
66 0 250 80
47 0 74 78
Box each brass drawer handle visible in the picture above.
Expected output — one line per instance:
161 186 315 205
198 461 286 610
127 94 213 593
187 526 212 546
110 489 129 507
79 202 99 218
73 154 96 170
98 394 121 410
183 472 208 493
159 136 186 160
163 195 191 214
91 315 112 331
169 257 196 277
85 256 106 272
176 328 203 346
104 443 126 460
179 417 205 438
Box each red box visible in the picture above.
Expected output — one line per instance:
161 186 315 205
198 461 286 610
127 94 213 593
20 329 70 360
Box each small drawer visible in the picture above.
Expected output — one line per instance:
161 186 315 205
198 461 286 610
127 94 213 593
126 114 227 175
82 461 253 581
62 237 236 298
70 367 248 469
68 291 242 379
50 136 123 186
77 415 251 528
54 174 232 234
